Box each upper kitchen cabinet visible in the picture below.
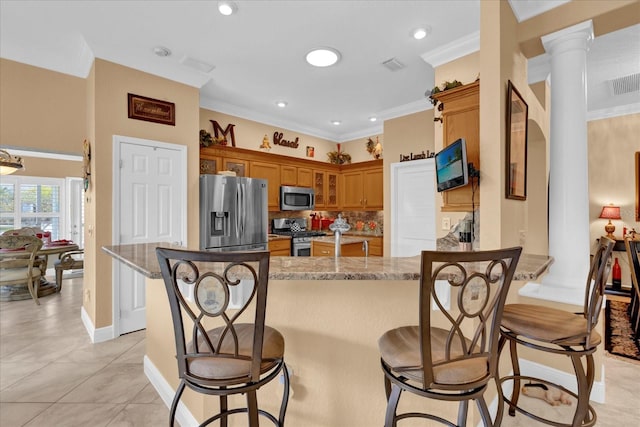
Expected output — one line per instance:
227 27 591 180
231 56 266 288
313 169 339 209
200 154 221 175
281 165 313 188
430 80 479 212
223 158 249 178
340 160 383 210
249 161 281 210
297 167 313 188
281 165 297 186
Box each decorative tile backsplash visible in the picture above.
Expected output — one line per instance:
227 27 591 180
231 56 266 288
268 210 383 233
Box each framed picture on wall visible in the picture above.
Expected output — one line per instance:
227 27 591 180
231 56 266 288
505 81 528 200
636 151 640 221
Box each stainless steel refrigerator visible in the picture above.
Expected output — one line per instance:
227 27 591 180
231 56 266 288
199 174 268 251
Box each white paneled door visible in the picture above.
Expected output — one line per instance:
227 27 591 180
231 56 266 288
114 136 186 336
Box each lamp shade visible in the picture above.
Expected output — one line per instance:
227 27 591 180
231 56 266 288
0 149 24 175
599 205 621 220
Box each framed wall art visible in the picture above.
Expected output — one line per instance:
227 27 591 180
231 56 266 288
505 81 528 200
127 93 175 126
636 151 640 221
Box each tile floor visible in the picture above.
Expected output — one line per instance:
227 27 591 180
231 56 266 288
1 278 639 426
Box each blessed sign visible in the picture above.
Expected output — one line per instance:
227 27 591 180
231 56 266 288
273 132 299 148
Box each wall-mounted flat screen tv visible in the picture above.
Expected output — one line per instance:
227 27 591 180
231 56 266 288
435 138 469 192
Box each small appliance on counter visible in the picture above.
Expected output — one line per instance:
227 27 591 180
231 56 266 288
271 218 326 256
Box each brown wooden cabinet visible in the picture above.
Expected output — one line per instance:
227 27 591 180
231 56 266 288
312 240 367 257
367 236 383 257
199 147 381 212
341 162 383 210
281 165 297 186
222 158 249 177
297 167 313 187
431 80 479 212
313 170 339 209
268 238 291 256
250 161 280 210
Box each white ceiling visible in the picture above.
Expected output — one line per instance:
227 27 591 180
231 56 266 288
1 1 638 142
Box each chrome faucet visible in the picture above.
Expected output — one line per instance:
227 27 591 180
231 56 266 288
329 213 350 258
362 239 369 257
334 229 342 257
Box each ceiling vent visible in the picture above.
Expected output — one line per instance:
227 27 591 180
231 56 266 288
382 57 405 72
180 56 215 74
606 73 640 96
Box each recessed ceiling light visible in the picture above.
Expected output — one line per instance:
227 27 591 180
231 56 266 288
412 26 431 40
369 117 378 122
306 48 341 67
218 1 237 16
331 120 341 126
275 100 288 108
153 46 172 57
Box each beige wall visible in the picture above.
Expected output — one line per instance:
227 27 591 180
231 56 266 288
8 156 82 179
85 59 200 328
588 113 640 285
0 59 87 154
478 0 549 251
199 109 338 164
382 110 434 255
340 132 384 163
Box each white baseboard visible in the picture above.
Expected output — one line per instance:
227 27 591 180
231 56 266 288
144 355 198 427
80 306 114 343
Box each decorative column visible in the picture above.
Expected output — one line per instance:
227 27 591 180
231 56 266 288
520 20 594 305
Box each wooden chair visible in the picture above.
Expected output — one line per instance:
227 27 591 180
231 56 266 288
0 235 44 305
156 247 289 427
378 247 522 427
624 236 640 343
54 250 84 292
499 236 615 427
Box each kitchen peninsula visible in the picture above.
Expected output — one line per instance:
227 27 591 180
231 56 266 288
103 243 552 427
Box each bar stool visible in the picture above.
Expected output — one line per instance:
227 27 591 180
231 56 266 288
378 247 522 427
499 237 615 427
156 248 289 426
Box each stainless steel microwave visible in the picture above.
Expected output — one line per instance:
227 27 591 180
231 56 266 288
280 186 315 211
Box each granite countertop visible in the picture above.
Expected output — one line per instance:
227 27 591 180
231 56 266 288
312 235 369 245
102 242 552 282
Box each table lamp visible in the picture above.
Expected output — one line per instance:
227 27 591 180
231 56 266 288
599 204 621 239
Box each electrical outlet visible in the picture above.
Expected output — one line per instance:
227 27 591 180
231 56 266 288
519 230 526 246
442 217 451 230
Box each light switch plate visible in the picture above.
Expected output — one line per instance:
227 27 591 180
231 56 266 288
442 217 451 230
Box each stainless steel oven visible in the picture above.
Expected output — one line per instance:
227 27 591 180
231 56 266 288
271 218 325 256
292 237 312 256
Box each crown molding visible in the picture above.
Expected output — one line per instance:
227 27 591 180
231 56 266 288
420 31 479 68
1 146 82 161
508 0 571 23
200 96 341 141
587 102 640 121
527 53 551 84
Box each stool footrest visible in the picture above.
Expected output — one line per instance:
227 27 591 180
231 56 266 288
499 375 597 427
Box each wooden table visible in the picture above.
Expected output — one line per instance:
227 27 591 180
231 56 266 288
0 243 79 301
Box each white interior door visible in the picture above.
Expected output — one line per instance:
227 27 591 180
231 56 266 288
390 158 436 257
67 178 84 248
114 136 186 335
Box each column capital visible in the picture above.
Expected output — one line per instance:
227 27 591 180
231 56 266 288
541 20 593 55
